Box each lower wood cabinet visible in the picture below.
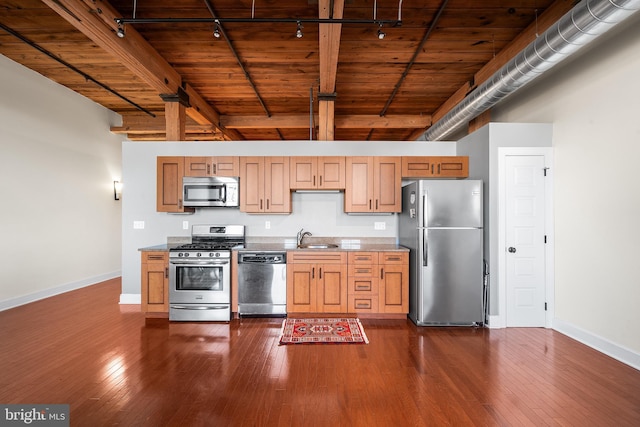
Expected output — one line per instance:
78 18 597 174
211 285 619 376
288 250 408 317
286 252 348 313
141 251 169 315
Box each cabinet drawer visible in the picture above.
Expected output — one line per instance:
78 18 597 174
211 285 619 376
143 252 168 263
348 277 378 294
348 252 378 264
348 295 379 313
379 252 407 265
348 264 378 277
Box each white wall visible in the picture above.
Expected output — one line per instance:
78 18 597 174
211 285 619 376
492 12 640 357
121 141 457 298
0 55 124 309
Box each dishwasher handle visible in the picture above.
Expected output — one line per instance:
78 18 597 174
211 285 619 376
238 252 287 264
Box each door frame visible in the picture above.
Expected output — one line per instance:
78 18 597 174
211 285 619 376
497 147 554 328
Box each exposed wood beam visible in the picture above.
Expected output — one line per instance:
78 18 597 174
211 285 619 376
431 0 576 125
318 0 344 140
41 0 240 140
218 114 431 129
164 102 186 141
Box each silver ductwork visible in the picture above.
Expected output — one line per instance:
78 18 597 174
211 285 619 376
420 0 640 141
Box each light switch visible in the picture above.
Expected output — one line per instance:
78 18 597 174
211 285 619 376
183 221 189 230
374 222 386 230
133 221 145 229
265 221 271 229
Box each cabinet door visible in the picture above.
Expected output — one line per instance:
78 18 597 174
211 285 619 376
212 157 239 177
286 263 316 312
264 157 291 213
184 156 213 177
379 253 409 314
318 156 345 189
402 156 438 178
240 157 265 212
157 157 192 212
374 157 401 212
436 156 469 178
317 263 348 313
345 156 374 212
141 252 169 314
290 157 318 189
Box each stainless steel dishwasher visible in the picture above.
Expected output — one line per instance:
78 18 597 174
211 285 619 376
237 251 287 316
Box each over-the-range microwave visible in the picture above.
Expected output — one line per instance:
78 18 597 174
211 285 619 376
182 176 239 207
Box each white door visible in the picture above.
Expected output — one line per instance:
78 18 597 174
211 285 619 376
505 155 547 327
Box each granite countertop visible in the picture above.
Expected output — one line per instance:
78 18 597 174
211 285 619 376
139 237 408 252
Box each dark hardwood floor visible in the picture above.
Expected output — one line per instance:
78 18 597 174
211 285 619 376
1 278 639 426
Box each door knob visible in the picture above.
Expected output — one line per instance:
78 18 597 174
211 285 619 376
508 247 517 253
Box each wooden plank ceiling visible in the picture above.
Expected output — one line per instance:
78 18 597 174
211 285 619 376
0 0 573 141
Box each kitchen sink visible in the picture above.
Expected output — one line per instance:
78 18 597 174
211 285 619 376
297 244 339 249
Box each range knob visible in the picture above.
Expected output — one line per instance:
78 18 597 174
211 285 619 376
209 253 215 257
197 252 202 257
178 252 184 257
184 253 189 257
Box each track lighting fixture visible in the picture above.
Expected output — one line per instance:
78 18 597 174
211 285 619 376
213 24 221 38
296 21 303 38
116 24 125 38
377 24 386 40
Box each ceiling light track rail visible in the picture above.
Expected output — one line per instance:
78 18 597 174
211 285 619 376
115 17 402 26
0 22 155 118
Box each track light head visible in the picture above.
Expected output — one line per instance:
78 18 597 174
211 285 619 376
116 24 125 38
377 24 385 40
296 21 303 38
213 25 221 38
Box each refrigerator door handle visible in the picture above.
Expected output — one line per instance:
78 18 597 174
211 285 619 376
422 194 427 228
423 229 428 266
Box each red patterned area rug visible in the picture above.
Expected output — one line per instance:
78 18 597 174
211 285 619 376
278 318 369 345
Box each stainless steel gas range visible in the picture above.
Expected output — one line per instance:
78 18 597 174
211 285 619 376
169 225 244 322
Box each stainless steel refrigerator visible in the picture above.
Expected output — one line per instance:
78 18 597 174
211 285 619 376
399 180 484 326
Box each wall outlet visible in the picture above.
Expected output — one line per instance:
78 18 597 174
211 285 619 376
374 222 386 230
265 221 271 229
183 220 189 230
133 221 145 229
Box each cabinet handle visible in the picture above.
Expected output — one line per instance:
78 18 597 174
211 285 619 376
356 269 370 274
431 164 434 174
438 164 441 174
260 199 263 210
165 267 169 278
266 199 270 210
312 267 315 279
207 164 210 175
319 268 323 279
369 199 372 210
313 175 316 186
355 284 370 291
148 255 164 260
380 268 384 279
319 176 323 186
386 256 401 261
376 199 379 210
355 302 371 309
179 199 183 209
213 164 217 175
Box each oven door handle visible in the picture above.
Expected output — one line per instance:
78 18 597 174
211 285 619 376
170 260 229 266
170 305 228 310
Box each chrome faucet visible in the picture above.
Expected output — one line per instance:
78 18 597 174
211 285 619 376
297 228 312 247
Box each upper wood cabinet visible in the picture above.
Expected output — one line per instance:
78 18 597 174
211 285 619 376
289 156 346 190
157 156 194 213
401 156 469 178
240 156 291 213
345 156 401 213
184 156 239 177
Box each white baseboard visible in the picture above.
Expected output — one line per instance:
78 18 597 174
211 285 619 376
0 271 121 312
119 293 141 304
553 318 640 371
